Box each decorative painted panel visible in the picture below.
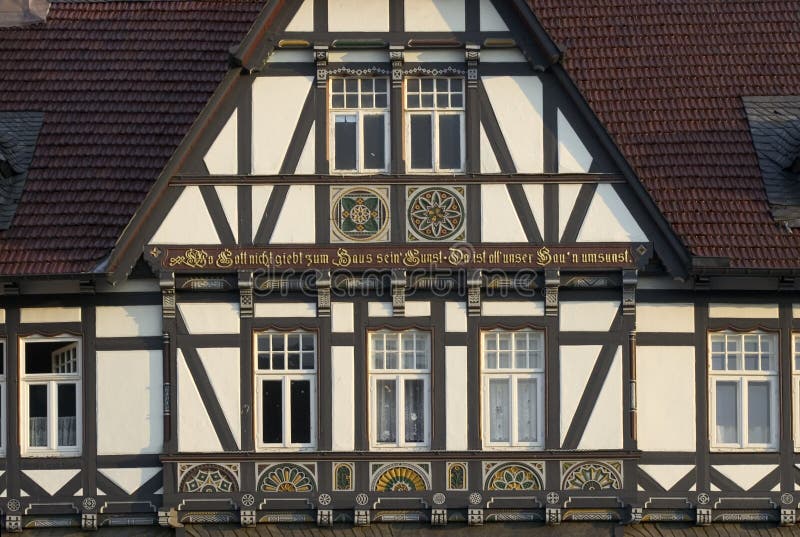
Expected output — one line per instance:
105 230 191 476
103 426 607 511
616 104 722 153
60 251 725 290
447 462 467 491
330 186 390 242
560 461 622 491
256 463 317 493
178 463 240 493
406 185 466 241
370 463 431 492
483 462 544 491
333 463 354 491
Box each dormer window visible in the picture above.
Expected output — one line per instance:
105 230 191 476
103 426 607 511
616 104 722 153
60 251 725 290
329 77 390 174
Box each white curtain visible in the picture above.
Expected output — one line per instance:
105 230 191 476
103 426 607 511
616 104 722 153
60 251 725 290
747 382 770 444
29 417 47 447
716 381 738 443
517 378 537 443
404 379 424 443
489 379 510 442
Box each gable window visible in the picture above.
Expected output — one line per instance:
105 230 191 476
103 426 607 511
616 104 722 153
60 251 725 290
255 330 316 450
330 77 390 173
21 337 81 456
482 329 545 448
405 77 465 172
709 331 778 450
369 330 430 449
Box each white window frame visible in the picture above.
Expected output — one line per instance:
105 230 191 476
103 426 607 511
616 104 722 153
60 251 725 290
709 331 778 451
368 330 431 450
404 77 466 173
20 336 82 457
329 77 390 174
254 330 317 451
481 329 545 449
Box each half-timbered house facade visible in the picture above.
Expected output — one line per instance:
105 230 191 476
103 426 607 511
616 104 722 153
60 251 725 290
1 0 800 533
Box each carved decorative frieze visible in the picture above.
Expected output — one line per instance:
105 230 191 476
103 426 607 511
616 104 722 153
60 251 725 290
431 509 447 526
467 509 483 526
696 508 712 526
5 515 21 532
81 513 98 531
354 509 370 526
317 509 333 527
546 508 561 525
781 508 796 526
240 510 256 527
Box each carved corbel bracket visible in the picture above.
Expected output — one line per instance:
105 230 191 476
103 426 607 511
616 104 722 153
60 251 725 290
391 268 407 317
467 269 482 316
466 44 480 87
390 45 404 88
544 269 560 316
315 45 329 88
160 272 176 319
622 269 637 316
238 271 254 318
316 270 332 317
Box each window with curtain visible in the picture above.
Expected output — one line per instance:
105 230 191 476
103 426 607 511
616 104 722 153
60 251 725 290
482 329 545 448
369 330 430 449
254 330 316 450
710 331 777 450
329 77 390 173
21 337 81 456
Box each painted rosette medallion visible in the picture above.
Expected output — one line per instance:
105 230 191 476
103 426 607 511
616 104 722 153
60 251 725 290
331 186 390 242
406 185 466 241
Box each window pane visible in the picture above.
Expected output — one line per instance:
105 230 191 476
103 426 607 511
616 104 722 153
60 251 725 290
288 352 300 370
290 380 311 444
363 114 385 169
334 115 357 170
345 94 358 108
711 353 724 370
489 378 510 442
272 353 284 370
262 380 283 444
410 115 433 169
257 353 270 370
376 379 396 443
517 378 538 443
748 381 771 444
331 94 344 108
29 385 47 447
57 383 77 447
716 381 738 444
439 115 462 169
404 379 425 443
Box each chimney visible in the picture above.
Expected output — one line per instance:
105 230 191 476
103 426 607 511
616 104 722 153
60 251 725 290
0 0 49 27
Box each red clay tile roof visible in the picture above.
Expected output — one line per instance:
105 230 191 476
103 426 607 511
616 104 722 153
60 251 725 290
0 0 263 276
528 0 800 269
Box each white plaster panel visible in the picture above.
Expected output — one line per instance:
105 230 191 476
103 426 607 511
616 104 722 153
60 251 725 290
329 50 388 63
579 346 623 449
557 108 592 173
479 124 501 174
329 0 389 31
482 76 543 173
254 302 316 318
266 50 313 63
177 350 222 452
403 50 464 63
97 350 163 455
368 302 393 317
331 346 355 451
480 49 526 63
96 305 161 338
708 304 779 319
197 348 241 449
405 301 431 317
405 0 465 31
710 483 721 492
522 184 545 240
150 186 219 245
295 124 315 174
481 184 527 242
178 302 240 334
251 185 274 241
445 302 467 332
559 301 620 331
559 345 601 445
445 346 468 451
713 465 778 491
794 304 800 319
23 470 80 496
636 303 694 333
479 0 508 31
270 184 316 243
558 183 581 241
74 488 82 496
576 184 647 243
203 108 237 174
0 309 5 324
285 0 313 31
215 186 238 240
331 302 354 333
20 307 81 324
252 76 313 174
482 301 544 317
98 468 161 495
636 346 696 452
639 465 694 491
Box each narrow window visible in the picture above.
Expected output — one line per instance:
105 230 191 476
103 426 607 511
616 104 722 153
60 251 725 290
330 77 390 173
405 77 465 173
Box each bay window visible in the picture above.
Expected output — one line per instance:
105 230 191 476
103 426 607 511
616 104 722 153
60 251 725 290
482 329 545 448
21 337 81 456
255 330 316 450
369 330 430 449
709 331 778 450
405 77 465 172
329 77 389 173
